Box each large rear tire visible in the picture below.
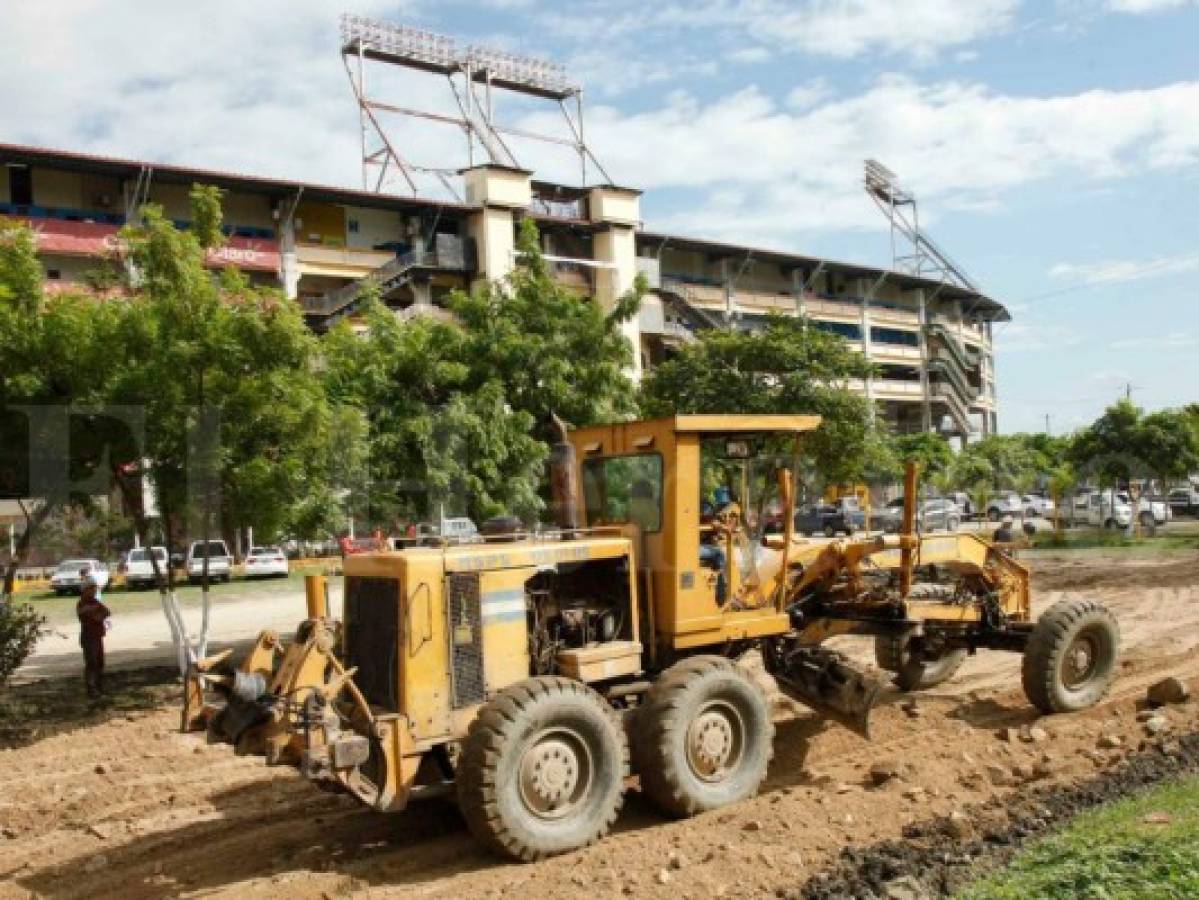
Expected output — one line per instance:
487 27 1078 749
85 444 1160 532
1022 599 1119 713
456 677 628 861
634 656 773 818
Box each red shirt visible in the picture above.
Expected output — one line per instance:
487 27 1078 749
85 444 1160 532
77 597 111 642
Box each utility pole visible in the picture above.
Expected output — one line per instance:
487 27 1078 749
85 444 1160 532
1125 382 1133 402
1045 413 1051 436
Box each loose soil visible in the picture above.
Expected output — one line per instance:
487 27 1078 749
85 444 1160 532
1 550 1198 899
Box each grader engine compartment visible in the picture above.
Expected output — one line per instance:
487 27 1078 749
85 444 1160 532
526 557 638 678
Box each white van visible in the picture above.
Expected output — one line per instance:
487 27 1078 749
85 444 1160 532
119 546 169 589
186 539 233 584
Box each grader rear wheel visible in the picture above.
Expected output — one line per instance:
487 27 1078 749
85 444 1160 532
634 656 774 818
456 677 628 861
1022 598 1120 713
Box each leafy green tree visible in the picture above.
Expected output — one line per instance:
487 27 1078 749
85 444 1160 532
1137 408 1199 496
108 186 335 668
324 302 546 525
638 315 879 484
0 224 126 597
893 431 954 478
450 219 642 442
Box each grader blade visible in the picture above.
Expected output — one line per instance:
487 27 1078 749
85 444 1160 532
774 648 883 739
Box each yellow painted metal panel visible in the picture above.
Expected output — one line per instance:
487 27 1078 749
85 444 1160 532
480 567 533 696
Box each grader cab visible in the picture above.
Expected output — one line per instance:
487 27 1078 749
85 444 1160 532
183 415 1120 860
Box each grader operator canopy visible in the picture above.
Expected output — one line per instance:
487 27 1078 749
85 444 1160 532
182 413 1121 862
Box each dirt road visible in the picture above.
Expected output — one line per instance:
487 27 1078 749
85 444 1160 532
2 550 1198 899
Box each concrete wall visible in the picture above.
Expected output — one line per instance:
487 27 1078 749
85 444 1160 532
345 206 405 250
32 169 83 208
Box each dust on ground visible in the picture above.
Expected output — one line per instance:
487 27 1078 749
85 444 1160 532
2 549 1198 900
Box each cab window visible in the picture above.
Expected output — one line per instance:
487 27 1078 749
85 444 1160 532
582 453 663 533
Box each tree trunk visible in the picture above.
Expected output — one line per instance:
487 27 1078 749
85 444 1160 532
2 499 56 601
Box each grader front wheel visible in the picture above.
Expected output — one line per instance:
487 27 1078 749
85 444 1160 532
1022 599 1120 713
456 677 628 861
634 656 774 818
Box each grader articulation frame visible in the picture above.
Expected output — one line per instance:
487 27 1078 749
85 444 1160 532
183 415 1120 860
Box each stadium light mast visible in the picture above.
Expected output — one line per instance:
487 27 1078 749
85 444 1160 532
863 159 978 292
339 15 611 200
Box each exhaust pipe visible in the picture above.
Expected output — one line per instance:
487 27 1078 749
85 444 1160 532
549 412 580 534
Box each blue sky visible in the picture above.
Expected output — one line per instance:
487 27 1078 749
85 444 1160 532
2 0 1197 433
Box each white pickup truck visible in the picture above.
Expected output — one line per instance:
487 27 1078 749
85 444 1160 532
1117 492 1171 528
1064 491 1132 529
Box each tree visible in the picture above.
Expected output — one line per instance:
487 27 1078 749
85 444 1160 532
0 223 125 598
107 186 336 669
450 219 642 443
893 432 954 478
638 315 879 485
1137 408 1199 497
324 302 547 525
324 223 640 526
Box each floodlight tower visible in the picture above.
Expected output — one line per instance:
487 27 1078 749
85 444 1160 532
340 15 611 200
863 159 977 291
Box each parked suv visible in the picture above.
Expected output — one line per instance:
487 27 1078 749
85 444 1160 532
1116 492 1170 528
986 491 1024 522
118 546 169 589
794 499 864 537
1167 487 1199 518
1022 494 1056 519
877 497 960 533
186 539 233 584
1065 491 1132 529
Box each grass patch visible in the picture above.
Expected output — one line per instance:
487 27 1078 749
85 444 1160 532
26 574 311 628
961 775 1199 899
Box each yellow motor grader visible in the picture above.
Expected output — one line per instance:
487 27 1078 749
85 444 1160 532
183 415 1120 860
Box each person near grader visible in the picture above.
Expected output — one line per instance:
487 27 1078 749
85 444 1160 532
992 514 1016 544
76 572 111 698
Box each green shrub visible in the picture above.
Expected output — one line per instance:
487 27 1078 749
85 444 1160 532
0 600 46 686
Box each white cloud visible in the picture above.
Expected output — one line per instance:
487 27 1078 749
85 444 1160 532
540 0 1015 63
741 0 1018 62
1049 252 1199 285
1108 0 1194 12
785 78 833 110
726 46 772 64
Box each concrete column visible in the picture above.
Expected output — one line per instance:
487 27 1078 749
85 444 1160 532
916 289 933 432
791 268 807 320
590 185 644 380
859 280 875 417
462 164 532 288
278 205 300 300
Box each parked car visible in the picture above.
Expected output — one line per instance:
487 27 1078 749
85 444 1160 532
948 492 975 518
1064 491 1132 529
244 545 289 578
794 500 864 537
118 546 169 589
1021 494 1056 519
1116 492 1170 527
1167 487 1199 518
186 539 233 584
49 558 110 596
986 491 1024 522
921 498 962 532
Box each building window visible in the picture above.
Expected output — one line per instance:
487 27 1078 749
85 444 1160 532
811 320 862 341
871 327 919 347
347 218 359 234
8 165 32 206
46 269 61 280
